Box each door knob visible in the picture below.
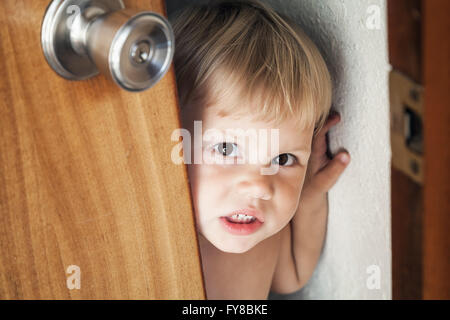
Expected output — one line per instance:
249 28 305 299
41 0 175 92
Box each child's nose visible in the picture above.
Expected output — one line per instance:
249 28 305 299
235 170 273 201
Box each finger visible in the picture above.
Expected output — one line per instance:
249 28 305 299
317 112 341 137
312 114 337 148
311 115 339 154
309 151 350 193
310 135 328 157
311 112 342 160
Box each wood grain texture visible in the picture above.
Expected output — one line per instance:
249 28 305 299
389 0 450 299
388 0 424 300
422 0 450 300
387 0 422 82
0 0 205 299
391 168 423 299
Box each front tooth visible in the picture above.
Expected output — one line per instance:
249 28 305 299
229 214 256 222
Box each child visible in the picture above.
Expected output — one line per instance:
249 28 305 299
170 0 350 299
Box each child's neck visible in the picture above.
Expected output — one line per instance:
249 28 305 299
197 233 218 256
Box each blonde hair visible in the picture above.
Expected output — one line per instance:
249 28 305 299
170 0 332 135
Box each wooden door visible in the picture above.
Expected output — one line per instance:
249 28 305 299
0 0 205 299
389 0 450 299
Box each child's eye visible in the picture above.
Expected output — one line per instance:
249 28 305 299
211 143 297 167
212 142 240 157
273 154 298 167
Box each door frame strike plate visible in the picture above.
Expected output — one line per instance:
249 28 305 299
389 70 424 185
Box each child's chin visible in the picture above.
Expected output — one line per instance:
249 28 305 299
212 238 257 254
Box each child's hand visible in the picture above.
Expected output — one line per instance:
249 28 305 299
301 111 350 209
289 111 350 289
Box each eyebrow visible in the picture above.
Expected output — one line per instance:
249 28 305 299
289 148 311 155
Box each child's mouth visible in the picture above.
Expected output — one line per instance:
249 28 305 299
225 215 256 224
219 216 263 235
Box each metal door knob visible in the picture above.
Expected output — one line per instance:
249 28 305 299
41 0 175 92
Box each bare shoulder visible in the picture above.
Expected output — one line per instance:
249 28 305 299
269 222 303 295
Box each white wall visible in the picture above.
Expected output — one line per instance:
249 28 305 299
166 0 392 300
263 0 392 300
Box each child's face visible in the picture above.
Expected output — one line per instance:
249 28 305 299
182 92 314 254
